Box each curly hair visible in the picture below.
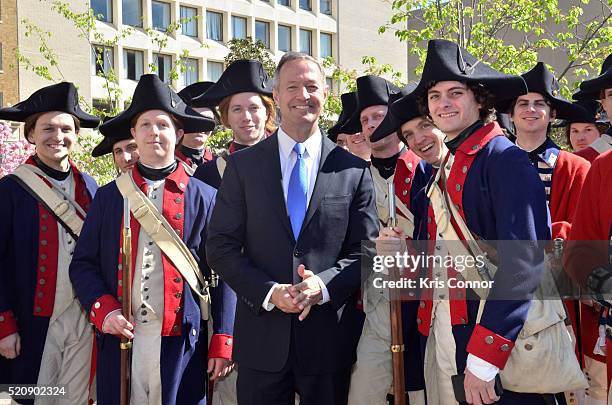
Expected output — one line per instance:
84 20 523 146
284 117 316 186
416 81 495 122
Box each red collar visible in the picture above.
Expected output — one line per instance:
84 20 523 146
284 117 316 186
456 121 503 156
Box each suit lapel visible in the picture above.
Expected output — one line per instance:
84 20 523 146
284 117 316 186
259 132 295 241
300 135 336 237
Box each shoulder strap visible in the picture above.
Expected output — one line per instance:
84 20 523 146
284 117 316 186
115 172 210 320
216 156 227 179
11 165 85 238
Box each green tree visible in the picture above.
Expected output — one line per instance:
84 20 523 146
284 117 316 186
379 0 611 148
224 37 277 77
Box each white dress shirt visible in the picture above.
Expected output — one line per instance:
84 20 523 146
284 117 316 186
262 127 330 310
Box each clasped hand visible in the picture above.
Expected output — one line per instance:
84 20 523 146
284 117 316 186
270 265 322 321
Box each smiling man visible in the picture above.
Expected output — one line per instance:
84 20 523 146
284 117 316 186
0 82 100 404
206 52 379 405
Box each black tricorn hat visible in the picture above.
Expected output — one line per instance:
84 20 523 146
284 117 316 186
91 116 133 157
328 92 357 142
406 39 527 102
553 100 610 131
192 60 272 106
178 81 216 108
0 82 99 128
496 62 575 120
341 75 401 135
100 74 215 137
371 85 418 142
573 54 612 101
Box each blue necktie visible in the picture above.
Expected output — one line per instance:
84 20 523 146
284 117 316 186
287 143 308 239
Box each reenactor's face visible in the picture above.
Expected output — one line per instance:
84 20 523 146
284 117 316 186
360 105 388 144
345 132 370 157
182 106 214 147
335 133 348 149
131 110 182 165
569 123 601 151
273 59 328 132
400 117 444 165
511 92 555 135
29 111 77 164
427 81 482 140
600 88 612 118
112 139 139 173
226 92 268 146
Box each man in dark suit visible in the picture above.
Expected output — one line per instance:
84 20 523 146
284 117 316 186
206 52 379 405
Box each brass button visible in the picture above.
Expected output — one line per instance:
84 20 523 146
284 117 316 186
175 197 182 204
40 266 46 273
41 225 47 232
175 292 182 298
174 277 182 283
41 240 48 246
485 336 494 344
172 325 179 332
38 292 44 298
0 315 4 322
35 306 42 313
462 165 468 173
118 280 123 287
94 302 101 309
402 190 408 196
416 318 422 325
118 264 123 270
175 213 182 220
500 344 510 352
90 311 96 318
42 214 48 220
39 278 46 286
460 317 467 325
455 184 461 192
405 178 410 183
524 343 533 351
179 182 186 189
419 301 425 309
141 310 147 316
227 338 233 345
175 307 181 313
41 254 47 260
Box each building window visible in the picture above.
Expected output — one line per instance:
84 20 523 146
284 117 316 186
93 98 113 114
152 1 170 32
122 0 142 27
91 0 112 22
278 0 290 5
320 32 332 58
255 20 270 49
320 0 332 14
182 58 199 86
207 61 224 81
299 0 311 10
326 77 333 90
123 49 144 81
299 29 312 55
153 53 172 83
206 11 223 42
180 6 198 37
0 42 3 71
278 25 291 52
232 16 247 40
91 45 114 76
0 92 3 108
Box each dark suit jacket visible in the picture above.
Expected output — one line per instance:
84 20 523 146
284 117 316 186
206 130 379 374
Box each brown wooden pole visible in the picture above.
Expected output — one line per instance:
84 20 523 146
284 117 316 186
120 198 133 405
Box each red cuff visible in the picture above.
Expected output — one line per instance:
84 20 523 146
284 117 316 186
552 221 570 240
208 334 233 360
0 310 19 340
89 295 121 332
466 324 515 369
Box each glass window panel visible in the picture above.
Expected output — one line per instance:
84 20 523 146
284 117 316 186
123 49 144 81
152 1 170 32
299 0 311 10
320 0 332 14
320 32 332 58
122 0 142 27
182 58 199 86
278 0 290 5
255 20 270 49
232 16 247 40
299 29 312 55
91 45 114 75
206 11 223 42
91 0 112 22
207 61 224 81
153 53 172 83
180 6 198 37
278 25 291 52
